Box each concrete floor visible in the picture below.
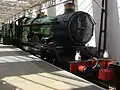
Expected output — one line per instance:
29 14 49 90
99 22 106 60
0 44 105 90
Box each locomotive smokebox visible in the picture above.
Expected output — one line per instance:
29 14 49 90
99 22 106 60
64 1 75 13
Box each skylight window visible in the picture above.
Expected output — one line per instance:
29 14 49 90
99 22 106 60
3 0 18 2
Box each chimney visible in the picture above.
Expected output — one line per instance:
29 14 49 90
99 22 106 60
64 0 75 13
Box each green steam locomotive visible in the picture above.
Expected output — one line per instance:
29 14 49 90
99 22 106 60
2 2 95 70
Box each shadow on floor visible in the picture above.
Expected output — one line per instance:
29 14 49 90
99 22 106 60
0 44 29 57
0 45 15 49
0 51 30 57
0 60 61 78
67 85 104 90
0 80 22 90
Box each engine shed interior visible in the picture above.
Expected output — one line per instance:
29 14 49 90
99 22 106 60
0 0 119 90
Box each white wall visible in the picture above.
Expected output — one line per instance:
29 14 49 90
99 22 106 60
47 7 56 17
56 0 64 15
117 0 120 22
76 0 96 47
106 0 120 60
47 0 65 16
92 0 120 60
92 0 102 48
76 0 93 16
